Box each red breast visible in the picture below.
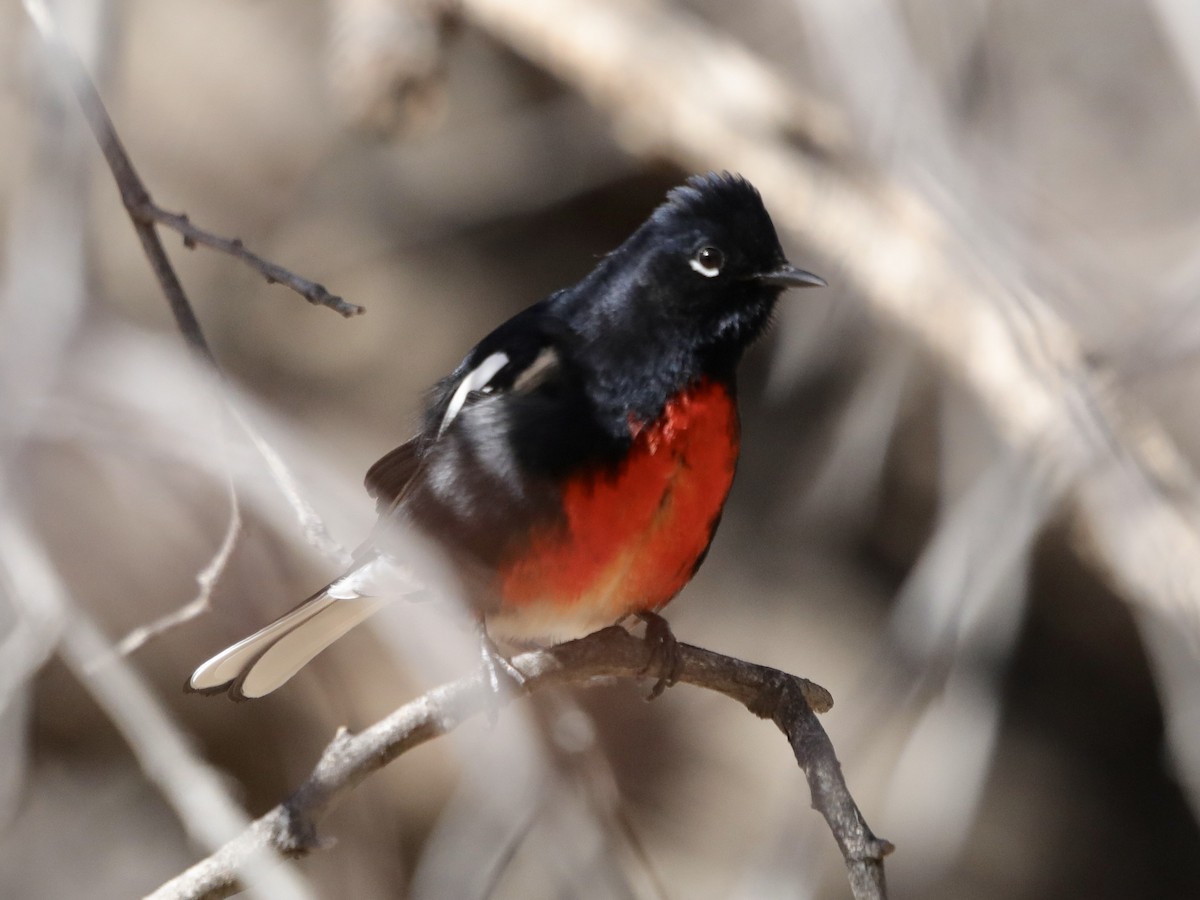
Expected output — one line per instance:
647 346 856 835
496 379 739 632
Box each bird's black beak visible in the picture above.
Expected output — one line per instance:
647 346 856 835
755 264 827 289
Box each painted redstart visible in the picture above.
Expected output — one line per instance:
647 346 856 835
188 172 825 700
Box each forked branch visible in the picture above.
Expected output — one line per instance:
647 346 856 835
23 0 362 323
149 627 891 900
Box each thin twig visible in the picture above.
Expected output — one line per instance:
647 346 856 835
22 0 361 320
21 0 353 565
24 0 211 362
149 627 889 900
141 205 364 318
0 513 315 900
114 478 243 658
223 401 353 567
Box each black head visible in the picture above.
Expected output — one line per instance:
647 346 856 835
650 173 824 340
557 173 824 384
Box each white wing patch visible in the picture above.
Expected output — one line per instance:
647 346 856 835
439 351 509 437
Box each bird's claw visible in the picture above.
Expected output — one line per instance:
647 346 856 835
637 611 683 700
478 626 525 725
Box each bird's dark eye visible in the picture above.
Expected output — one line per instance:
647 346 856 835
689 246 724 278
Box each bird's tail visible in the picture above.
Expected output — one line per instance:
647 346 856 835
187 588 388 700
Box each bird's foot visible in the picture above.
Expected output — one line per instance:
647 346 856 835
477 624 525 724
636 611 683 700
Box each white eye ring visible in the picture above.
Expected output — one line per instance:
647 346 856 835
689 246 724 278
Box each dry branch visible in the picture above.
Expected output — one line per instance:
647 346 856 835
114 478 243 658
0 511 316 900
22 0 353 567
142 206 364 318
22 1 361 322
149 627 890 900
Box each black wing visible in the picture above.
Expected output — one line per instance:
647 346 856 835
363 298 576 517
364 437 422 512
367 298 633 601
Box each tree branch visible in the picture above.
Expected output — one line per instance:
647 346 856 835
113 478 243 658
149 627 890 900
0 510 316 900
22 0 356 567
139 205 364 318
21 0 362 330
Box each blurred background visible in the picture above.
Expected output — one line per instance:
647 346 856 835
4 0 1200 897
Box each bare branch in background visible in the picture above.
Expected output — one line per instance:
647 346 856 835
0 511 316 900
21 0 354 566
143 207 364 318
149 628 890 900
0 0 97 749
22 0 361 322
1151 0 1200 117
4 6 317 896
114 479 242 658
325 0 455 135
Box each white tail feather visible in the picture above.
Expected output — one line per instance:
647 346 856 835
189 594 336 691
190 556 417 699
188 592 386 698
237 595 388 698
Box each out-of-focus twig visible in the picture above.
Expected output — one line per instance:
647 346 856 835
1151 0 1200 118
22 0 362 320
114 478 243 658
325 0 455 135
0 0 97 738
148 627 891 900
21 0 353 566
0 0 108 829
0 512 315 900
457 0 851 160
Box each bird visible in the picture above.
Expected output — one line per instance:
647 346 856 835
188 172 825 700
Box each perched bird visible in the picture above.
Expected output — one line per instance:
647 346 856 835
188 172 825 700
